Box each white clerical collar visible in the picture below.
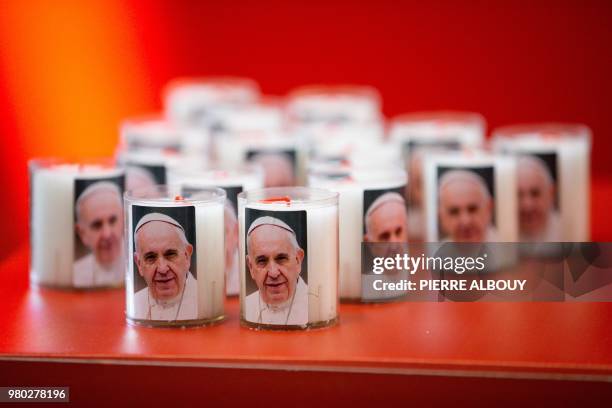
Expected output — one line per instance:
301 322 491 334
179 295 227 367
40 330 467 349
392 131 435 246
258 277 301 312
149 273 190 308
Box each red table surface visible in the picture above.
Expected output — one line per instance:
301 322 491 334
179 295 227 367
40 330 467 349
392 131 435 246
1 178 612 382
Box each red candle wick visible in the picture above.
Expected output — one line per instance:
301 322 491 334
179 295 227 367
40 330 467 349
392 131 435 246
259 196 291 205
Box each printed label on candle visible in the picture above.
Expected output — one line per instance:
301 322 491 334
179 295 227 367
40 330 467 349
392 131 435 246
130 205 199 321
436 165 497 242
243 208 308 326
361 186 409 301
125 164 166 192
403 140 461 240
510 151 562 242
73 175 125 288
246 149 297 188
182 184 243 296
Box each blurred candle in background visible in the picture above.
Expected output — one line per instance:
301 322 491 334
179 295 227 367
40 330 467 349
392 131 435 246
29 158 125 289
422 150 517 243
389 111 486 241
309 166 407 302
163 77 260 129
491 123 591 242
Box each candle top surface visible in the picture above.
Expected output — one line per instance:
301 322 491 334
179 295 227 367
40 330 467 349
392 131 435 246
125 184 226 206
239 187 338 208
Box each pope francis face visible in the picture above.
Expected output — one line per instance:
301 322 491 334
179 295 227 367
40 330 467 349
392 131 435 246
438 175 493 242
76 188 123 266
517 159 555 237
365 200 408 243
247 224 304 305
135 221 193 301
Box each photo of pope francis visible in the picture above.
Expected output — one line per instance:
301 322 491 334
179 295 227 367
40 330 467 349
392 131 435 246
245 216 308 325
132 212 198 321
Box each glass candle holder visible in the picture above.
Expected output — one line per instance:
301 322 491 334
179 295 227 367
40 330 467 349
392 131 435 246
309 167 407 302
422 150 518 243
124 185 226 327
29 158 125 289
167 165 265 296
287 85 382 125
163 76 260 127
214 130 301 188
238 187 339 330
491 123 591 242
389 111 486 241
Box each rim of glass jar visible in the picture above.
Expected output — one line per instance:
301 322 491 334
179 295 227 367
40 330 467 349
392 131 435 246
238 186 338 207
491 122 592 141
28 157 118 171
391 111 485 127
124 184 226 206
287 84 381 102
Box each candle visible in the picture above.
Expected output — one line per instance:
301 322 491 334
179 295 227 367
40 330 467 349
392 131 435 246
163 77 260 127
308 167 408 301
389 111 486 241
287 85 382 125
117 149 206 192
215 130 300 188
166 165 265 296
124 185 226 327
238 187 339 330
120 115 210 161
310 140 403 173
29 158 125 289
491 123 591 241
422 151 518 242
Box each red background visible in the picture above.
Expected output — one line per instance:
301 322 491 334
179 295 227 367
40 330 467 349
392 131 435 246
1 0 611 260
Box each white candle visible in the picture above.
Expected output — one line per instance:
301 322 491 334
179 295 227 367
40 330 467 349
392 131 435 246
215 130 301 188
389 111 486 241
117 149 206 192
287 85 382 125
310 140 403 173
491 123 591 241
120 115 210 161
238 187 339 330
125 185 225 327
163 77 260 127
29 159 125 289
422 151 518 242
308 167 407 301
166 166 265 296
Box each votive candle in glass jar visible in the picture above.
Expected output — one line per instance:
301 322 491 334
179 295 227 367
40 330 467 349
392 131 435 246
238 187 338 330
124 185 225 327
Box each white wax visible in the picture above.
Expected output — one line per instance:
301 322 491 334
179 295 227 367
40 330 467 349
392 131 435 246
491 134 590 241
423 152 518 242
125 200 225 321
215 132 302 188
30 164 124 287
308 173 406 300
166 168 264 192
389 112 485 148
238 200 338 324
164 78 260 126
287 87 382 124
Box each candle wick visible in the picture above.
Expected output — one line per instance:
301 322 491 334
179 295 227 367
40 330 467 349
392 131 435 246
259 196 291 205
